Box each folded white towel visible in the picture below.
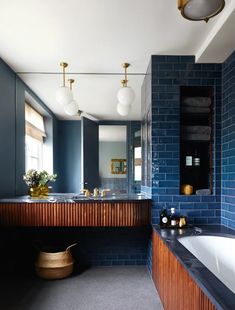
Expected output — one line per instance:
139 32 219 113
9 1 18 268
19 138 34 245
182 106 210 114
182 133 210 141
182 126 211 135
182 97 211 107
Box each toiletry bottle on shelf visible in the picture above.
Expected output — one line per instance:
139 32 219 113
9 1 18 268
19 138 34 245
185 151 192 167
193 148 200 166
170 208 179 227
159 208 169 228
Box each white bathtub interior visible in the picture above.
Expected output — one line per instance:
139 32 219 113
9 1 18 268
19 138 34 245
178 235 235 294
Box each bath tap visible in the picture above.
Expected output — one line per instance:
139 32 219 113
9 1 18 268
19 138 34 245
81 189 90 198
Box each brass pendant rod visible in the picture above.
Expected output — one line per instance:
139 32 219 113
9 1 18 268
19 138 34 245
68 79 75 90
63 66 65 87
124 66 127 87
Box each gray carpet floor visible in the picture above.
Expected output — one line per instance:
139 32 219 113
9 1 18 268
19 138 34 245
0 266 163 310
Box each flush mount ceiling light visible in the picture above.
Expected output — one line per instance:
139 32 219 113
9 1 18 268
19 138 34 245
178 0 225 22
117 63 135 116
56 62 73 105
64 79 79 116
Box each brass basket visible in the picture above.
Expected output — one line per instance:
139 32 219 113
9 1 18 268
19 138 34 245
35 243 77 280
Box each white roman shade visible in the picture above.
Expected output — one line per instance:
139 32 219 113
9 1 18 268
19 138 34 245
25 103 46 141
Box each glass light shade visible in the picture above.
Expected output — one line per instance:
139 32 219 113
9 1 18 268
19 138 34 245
64 100 79 116
56 86 73 105
117 86 135 106
117 102 131 116
182 0 225 20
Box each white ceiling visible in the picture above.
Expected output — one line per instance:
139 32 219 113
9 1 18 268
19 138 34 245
0 0 234 120
99 125 127 142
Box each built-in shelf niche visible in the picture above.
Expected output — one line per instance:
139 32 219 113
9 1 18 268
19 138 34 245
180 86 213 195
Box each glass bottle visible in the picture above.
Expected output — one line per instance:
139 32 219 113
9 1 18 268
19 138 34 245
185 151 192 167
159 208 169 228
170 208 179 227
193 148 200 166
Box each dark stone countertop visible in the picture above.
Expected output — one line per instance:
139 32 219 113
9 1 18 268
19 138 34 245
0 193 151 203
153 225 235 310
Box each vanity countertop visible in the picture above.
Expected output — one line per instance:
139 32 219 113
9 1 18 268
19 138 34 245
0 193 151 203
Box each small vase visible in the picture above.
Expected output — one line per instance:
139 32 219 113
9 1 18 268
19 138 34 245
40 185 49 197
29 185 41 198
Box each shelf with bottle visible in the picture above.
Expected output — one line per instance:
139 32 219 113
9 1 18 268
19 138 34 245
159 208 188 229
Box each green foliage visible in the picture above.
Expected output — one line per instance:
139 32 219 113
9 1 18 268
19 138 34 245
23 169 57 187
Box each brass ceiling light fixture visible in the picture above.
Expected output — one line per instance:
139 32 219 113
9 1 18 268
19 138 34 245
178 0 225 22
56 62 74 105
117 63 135 116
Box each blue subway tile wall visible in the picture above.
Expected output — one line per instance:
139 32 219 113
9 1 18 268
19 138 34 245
142 55 222 226
222 51 235 229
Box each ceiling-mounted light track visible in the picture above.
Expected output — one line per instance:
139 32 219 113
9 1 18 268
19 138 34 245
178 0 225 22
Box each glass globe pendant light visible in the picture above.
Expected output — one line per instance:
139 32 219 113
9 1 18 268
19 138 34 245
64 79 79 116
116 102 131 116
56 62 73 105
117 63 135 107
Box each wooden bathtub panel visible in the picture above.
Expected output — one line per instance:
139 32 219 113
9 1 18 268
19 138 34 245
152 230 216 310
0 200 150 227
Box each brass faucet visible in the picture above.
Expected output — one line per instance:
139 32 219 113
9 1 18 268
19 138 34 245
93 188 99 198
100 189 110 197
81 189 90 198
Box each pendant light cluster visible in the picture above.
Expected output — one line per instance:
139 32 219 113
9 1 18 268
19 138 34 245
56 62 79 116
116 63 135 116
56 61 135 117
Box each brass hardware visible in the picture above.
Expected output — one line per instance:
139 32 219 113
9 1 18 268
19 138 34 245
93 188 99 198
59 62 69 87
68 78 75 90
122 63 130 69
81 189 90 198
120 62 131 87
101 189 110 197
121 79 127 87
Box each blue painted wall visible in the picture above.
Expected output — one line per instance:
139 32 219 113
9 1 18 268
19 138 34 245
221 51 235 229
57 121 81 193
142 55 222 225
0 58 16 197
0 58 58 197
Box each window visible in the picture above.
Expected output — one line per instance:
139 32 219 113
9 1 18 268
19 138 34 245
25 103 46 171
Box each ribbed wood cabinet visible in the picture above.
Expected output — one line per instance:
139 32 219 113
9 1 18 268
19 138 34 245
0 200 150 227
152 230 216 310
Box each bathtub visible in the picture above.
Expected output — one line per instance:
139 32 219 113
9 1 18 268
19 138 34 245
178 235 235 294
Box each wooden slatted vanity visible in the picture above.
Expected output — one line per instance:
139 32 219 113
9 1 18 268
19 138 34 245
0 195 151 227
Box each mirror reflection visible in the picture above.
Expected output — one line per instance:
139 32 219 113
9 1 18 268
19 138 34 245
99 125 127 194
